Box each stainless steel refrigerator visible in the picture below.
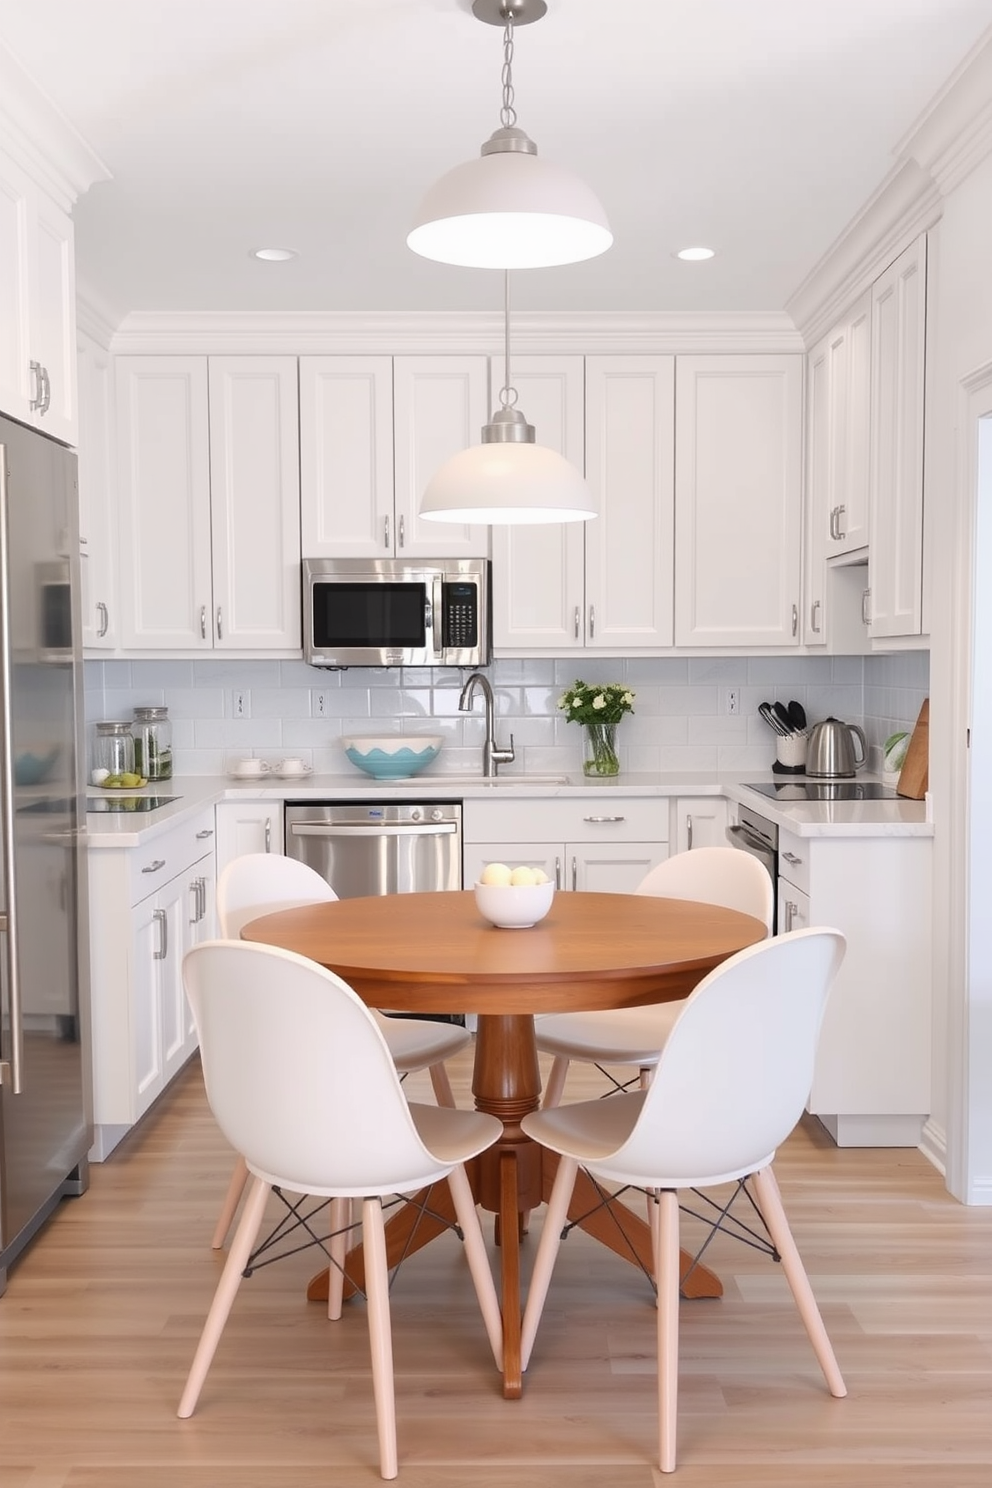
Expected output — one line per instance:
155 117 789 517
0 413 91 1294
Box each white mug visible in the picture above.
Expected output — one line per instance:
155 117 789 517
279 757 306 774
232 757 267 776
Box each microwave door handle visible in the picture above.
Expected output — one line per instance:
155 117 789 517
429 577 442 660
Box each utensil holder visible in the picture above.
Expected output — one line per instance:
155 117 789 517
775 731 808 772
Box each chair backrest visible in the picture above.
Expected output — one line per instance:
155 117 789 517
216 852 337 938
605 928 846 1186
637 846 774 933
183 939 452 1195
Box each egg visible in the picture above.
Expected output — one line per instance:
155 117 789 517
509 865 537 886
480 862 513 886
90 767 110 785
531 868 549 885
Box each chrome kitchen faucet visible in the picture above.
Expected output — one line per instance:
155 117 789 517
458 672 515 779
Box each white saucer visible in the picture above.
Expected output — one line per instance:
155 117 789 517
227 762 270 781
273 764 313 780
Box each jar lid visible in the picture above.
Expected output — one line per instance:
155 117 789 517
96 721 133 734
133 706 169 720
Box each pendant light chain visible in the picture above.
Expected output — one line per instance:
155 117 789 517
499 18 517 130
498 269 518 411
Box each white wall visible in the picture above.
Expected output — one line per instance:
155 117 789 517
83 651 927 779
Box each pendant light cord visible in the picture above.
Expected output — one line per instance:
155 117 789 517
499 269 518 411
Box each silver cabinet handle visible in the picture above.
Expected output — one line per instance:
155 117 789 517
97 601 109 637
571 855 577 892
784 899 797 932
40 365 51 415
28 360 44 413
264 818 271 853
153 907 168 960
0 449 22 1091
810 598 822 634
686 813 693 850
196 829 214 840
782 850 803 867
216 606 223 641
588 605 595 639
142 858 166 875
836 504 846 539
383 514 390 550
829 506 838 540
200 605 207 640
554 855 562 890
574 606 580 640
862 587 871 626
583 815 625 823
190 875 206 924
398 514 405 549
791 603 798 637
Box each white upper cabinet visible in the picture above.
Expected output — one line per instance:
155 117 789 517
77 332 118 649
116 355 300 653
868 236 927 640
675 354 803 648
0 148 77 446
392 356 491 558
300 354 489 559
828 293 871 556
491 355 586 651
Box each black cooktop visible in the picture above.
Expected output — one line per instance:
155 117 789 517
743 780 899 802
87 794 179 813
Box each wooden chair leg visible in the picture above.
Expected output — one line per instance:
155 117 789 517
751 1166 847 1398
448 1162 503 1370
327 1196 349 1321
541 1055 569 1109
428 1061 457 1108
211 1153 249 1249
520 1154 579 1371
179 1175 270 1418
363 1197 398 1481
655 1189 680 1474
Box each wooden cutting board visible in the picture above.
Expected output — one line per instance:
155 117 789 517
897 698 929 799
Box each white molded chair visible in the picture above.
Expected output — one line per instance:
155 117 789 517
536 847 774 1108
520 927 848 1475
178 939 503 1481
211 853 472 1248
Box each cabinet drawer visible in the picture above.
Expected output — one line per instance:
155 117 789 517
129 808 216 905
777 827 810 896
463 797 669 845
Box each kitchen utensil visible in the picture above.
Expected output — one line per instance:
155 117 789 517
805 717 868 777
759 702 791 736
775 732 808 771
772 701 795 733
897 699 929 799
787 700 807 731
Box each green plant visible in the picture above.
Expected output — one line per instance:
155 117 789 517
557 680 636 725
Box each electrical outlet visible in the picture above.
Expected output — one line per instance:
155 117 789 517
313 692 327 718
727 688 740 715
233 690 248 718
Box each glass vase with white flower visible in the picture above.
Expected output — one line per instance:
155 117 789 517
557 680 636 777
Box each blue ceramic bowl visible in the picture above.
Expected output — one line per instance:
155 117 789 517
14 746 60 786
342 735 443 780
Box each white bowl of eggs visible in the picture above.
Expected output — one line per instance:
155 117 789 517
474 862 555 929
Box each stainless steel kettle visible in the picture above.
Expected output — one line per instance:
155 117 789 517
805 717 867 778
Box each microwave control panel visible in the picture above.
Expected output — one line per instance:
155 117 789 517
441 581 479 648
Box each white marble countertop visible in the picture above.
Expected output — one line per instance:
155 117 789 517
83 769 933 848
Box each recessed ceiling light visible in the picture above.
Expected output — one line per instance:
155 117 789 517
676 246 715 261
250 247 298 262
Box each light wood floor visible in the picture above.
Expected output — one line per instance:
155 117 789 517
1 1047 991 1487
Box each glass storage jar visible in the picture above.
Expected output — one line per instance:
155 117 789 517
95 722 135 781
132 706 172 780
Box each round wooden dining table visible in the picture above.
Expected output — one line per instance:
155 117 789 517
241 888 766 1398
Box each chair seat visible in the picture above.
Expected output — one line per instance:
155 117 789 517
534 1003 681 1066
376 1014 471 1071
409 1101 502 1167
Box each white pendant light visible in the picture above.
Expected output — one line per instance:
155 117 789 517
408 0 612 271
421 272 597 525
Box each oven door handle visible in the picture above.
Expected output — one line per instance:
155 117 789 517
289 822 458 839
726 821 775 859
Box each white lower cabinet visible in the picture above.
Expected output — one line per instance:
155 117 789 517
671 796 729 853
215 799 284 868
88 808 216 1159
463 797 669 894
776 828 932 1146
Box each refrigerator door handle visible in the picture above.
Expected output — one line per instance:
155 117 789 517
0 446 23 1092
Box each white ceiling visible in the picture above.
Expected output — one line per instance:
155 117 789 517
1 0 991 325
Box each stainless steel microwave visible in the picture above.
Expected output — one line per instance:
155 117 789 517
303 556 492 669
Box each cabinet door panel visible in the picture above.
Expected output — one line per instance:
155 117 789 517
675 355 802 647
393 356 490 558
30 191 76 445
300 355 393 557
572 843 667 893
131 897 165 1112
159 882 188 1083
208 357 301 650
491 356 586 650
117 357 212 649
673 797 728 853
215 801 285 868
585 356 674 649
0 157 31 423
77 332 118 648
464 843 560 891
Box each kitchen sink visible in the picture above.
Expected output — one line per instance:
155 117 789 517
428 773 570 787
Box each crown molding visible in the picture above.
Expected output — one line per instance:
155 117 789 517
787 27 992 347
0 43 110 209
76 289 118 351
109 309 804 356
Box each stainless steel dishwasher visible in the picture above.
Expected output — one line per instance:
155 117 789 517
284 800 462 898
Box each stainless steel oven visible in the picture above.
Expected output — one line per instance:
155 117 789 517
726 803 778 922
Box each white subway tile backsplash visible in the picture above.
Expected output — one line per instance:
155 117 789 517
82 651 929 777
